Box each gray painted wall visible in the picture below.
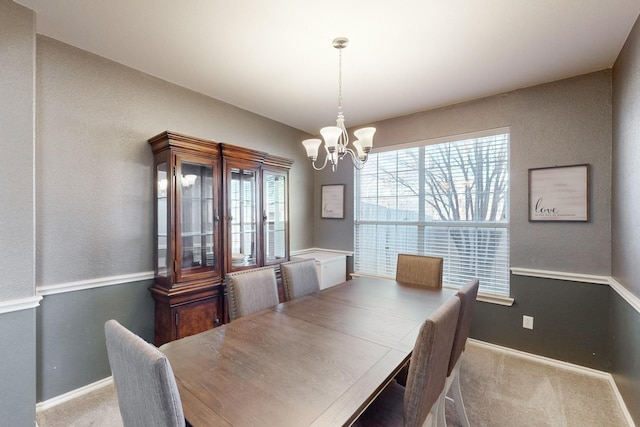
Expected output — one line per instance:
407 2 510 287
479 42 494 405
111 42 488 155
36 36 314 286
471 275 611 370
612 14 640 424
314 71 613 275
0 1 37 425
37 280 154 401
1 0 35 299
34 36 314 400
0 310 37 426
612 8 640 298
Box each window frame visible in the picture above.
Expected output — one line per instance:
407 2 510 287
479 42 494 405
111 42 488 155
354 127 511 297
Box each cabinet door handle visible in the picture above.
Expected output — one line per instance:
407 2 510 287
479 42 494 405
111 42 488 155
263 210 268 222
214 209 220 223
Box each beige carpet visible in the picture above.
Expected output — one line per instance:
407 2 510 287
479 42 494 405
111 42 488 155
458 342 629 427
36 341 630 427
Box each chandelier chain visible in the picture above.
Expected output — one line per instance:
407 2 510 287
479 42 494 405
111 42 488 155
338 47 343 113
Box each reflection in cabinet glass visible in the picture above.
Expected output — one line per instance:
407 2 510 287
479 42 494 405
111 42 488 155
229 168 258 269
179 161 216 278
263 170 288 264
157 162 169 278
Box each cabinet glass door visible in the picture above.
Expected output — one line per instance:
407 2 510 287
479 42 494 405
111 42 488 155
263 170 288 264
156 161 170 278
178 159 218 280
229 167 258 269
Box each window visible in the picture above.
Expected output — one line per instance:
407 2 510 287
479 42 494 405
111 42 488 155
354 129 510 296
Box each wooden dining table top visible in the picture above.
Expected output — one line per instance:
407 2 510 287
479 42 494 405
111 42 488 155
160 276 456 427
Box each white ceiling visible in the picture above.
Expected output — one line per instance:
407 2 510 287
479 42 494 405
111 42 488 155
15 0 640 135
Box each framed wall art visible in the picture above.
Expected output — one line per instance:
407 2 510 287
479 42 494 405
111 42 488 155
321 184 345 219
528 164 589 222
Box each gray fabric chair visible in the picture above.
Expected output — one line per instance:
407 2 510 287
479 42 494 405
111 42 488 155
104 319 185 427
436 279 480 427
355 296 461 427
396 254 443 289
226 266 279 321
281 258 321 301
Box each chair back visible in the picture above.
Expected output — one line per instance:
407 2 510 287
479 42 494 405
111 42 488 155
447 279 480 375
226 266 279 321
396 254 443 288
281 258 321 301
404 296 460 427
104 319 185 427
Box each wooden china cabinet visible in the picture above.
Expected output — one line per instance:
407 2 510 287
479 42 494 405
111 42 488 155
148 131 292 346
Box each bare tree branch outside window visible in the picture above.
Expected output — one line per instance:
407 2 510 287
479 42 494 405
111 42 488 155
354 133 510 295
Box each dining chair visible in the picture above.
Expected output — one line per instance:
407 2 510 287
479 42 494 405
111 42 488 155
226 266 279 321
104 319 186 427
280 258 321 301
437 278 479 427
396 253 443 288
354 296 461 427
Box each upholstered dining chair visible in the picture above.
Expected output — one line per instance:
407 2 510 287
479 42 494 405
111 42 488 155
354 296 461 427
437 278 480 427
226 266 279 321
280 258 321 301
396 254 443 288
104 319 186 427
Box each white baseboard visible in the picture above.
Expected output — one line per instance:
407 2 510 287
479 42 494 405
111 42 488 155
468 339 636 427
36 376 113 412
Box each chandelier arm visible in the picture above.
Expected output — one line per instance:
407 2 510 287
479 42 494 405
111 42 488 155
340 126 349 147
310 154 330 171
342 148 368 169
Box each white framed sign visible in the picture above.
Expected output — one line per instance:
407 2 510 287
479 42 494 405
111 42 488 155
528 164 589 222
321 184 344 219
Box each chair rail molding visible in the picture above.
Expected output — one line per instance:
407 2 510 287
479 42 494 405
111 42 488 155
609 276 640 315
511 267 640 316
290 247 354 257
510 267 610 284
0 294 43 314
37 271 154 296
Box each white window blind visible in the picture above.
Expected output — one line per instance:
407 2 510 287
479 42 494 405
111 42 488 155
354 131 510 296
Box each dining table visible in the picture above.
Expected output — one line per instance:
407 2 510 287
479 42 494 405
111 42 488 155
159 276 456 427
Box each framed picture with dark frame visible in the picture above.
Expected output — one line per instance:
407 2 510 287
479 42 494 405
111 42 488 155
321 184 345 219
528 164 590 222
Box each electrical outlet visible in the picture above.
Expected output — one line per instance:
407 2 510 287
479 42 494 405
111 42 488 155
523 315 534 330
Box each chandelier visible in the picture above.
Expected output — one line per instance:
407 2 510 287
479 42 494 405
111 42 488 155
302 37 375 171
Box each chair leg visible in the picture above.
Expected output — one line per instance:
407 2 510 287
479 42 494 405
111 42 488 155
436 387 447 427
425 398 440 427
451 368 470 427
